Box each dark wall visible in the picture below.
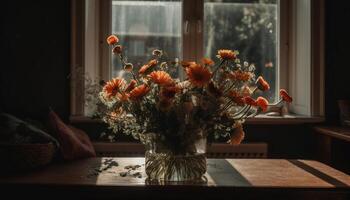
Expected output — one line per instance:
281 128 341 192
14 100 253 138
325 0 350 124
0 0 71 121
0 0 347 159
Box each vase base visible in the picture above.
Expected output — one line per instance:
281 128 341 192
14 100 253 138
145 152 207 182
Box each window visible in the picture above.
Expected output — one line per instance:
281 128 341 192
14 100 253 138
71 0 324 121
203 0 278 103
111 0 182 78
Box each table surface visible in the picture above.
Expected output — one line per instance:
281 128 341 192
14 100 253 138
1 157 350 189
314 126 350 142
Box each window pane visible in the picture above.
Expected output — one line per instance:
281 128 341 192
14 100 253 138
204 0 278 103
111 0 182 78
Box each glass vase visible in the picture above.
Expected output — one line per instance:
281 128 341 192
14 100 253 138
144 129 207 182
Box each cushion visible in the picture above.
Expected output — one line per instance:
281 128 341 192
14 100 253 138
0 113 59 147
48 111 96 160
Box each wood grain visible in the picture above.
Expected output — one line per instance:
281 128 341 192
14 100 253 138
1 158 349 199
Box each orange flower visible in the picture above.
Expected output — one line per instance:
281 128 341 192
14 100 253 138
138 59 158 75
103 78 126 98
138 64 150 74
112 45 122 54
256 76 270 91
280 89 293 103
217 49 237 60
201 58 214 66
228 123 245 145
207 81 223 97
160 85 180 99
255 97 269 111
148 71 173 86
181 61 196 68
148 59 158 67
106 35 119 45
186 64 212 87
229 70 252 82
117 92 129 102
243 96 257 106
125 79 137 92
129 84 150 101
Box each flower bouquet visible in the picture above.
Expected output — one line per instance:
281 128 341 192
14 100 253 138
98 35 292 182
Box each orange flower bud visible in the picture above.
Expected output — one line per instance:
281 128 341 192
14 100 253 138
106 35 119 45
243 96 257 106
228 123 245 145
125 80 137 93
255 97 269 112
280 89 293 103
256 76 270 91
201 58 215 66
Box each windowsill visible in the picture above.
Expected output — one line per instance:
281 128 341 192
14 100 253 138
245 114 324 125
70 114 325 125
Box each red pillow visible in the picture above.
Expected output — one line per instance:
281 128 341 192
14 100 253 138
48 111 96 160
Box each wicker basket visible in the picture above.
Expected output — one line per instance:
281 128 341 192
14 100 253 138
0 142 56 172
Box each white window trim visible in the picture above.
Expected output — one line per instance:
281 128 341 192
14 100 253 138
70 0 325 122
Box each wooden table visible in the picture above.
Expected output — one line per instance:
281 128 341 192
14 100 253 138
313 126 350 174
1 158 350 200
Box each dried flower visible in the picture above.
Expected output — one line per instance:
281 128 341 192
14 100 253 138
124 63 134 72
256 97 269 111
256 76 270 91
103 78 126 98
129 84 150 101
217 49 237 60
152 49 163 57
201 58 214 66
148 71 173 86
280 89 293 103
112 45 122 54
106 35 119 45
186 64 212 87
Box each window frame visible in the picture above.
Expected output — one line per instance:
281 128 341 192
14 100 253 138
70 0 325 123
